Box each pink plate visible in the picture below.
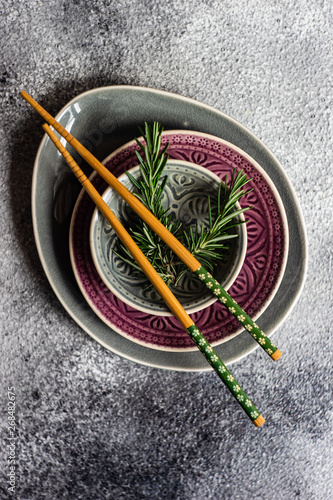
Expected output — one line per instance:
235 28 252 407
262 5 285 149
69 131 289 351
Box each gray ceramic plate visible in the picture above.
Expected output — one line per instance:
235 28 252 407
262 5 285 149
32 85 307 370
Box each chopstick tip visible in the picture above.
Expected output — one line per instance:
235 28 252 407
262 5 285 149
20 90 34 106
271 349 282 361
253 415 265 427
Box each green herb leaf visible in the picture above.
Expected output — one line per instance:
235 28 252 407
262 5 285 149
115 122 252 287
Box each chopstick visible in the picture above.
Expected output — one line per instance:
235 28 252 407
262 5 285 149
42 123 265 427
20 90 281 362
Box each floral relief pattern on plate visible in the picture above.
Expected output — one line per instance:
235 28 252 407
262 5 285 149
70 131 288 351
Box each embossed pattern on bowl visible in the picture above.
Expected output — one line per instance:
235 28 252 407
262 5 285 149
90 160 247 316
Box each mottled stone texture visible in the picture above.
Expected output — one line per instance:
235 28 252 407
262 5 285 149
0 0 332 499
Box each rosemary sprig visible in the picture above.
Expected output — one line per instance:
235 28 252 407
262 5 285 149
185 169 253 270
115 122 252 287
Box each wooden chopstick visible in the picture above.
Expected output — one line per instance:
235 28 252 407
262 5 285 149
21 90 281 362
42 123 265 427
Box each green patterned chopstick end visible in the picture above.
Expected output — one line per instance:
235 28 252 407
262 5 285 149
187 324 264 426
194 266 281 360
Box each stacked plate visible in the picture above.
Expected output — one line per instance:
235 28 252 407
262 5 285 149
32 86 307 370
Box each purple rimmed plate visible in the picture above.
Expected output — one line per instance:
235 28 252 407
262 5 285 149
69 131 289 351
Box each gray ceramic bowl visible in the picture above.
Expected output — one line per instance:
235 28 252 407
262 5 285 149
90 160 247 316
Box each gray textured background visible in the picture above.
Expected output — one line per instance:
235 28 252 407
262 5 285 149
1 1 332 499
